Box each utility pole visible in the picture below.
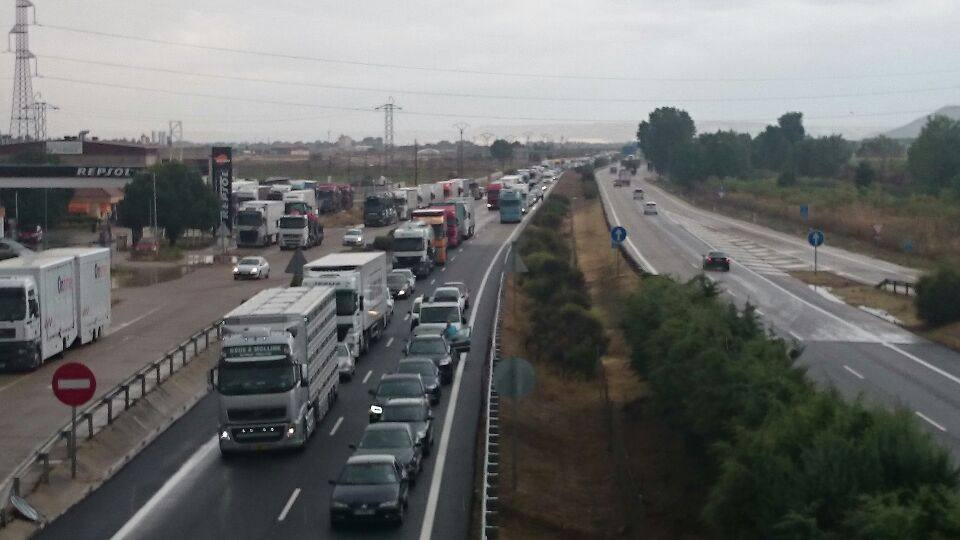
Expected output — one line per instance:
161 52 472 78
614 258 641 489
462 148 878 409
413 139 419 187
453 122 469 178
168 120 183 161
151 172 158 243
375 97 400 169
8 0 37 141
478 132 495 147
30 93 57 141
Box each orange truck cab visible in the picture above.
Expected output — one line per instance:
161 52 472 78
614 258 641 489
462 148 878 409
411 208 448 265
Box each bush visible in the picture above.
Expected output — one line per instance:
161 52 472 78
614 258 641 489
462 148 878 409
916 266 960 326
371 235 392 251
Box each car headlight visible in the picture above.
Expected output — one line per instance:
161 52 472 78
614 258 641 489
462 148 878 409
286 425 296 438
369 405 383 416
397 289 406 297
378 501 399 509
232 267 239 273
440 356 451 366
220 430 231 440
332 501 349 509
249 268 259 274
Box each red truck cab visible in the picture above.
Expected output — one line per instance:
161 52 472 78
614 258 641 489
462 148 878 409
486 182 502 210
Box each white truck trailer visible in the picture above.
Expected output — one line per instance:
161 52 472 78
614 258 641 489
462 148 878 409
236 200 285 247
213 286 339 454
0 247 111 370
302 252 388 356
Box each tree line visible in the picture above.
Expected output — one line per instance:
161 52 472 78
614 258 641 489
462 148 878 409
637 107 960 193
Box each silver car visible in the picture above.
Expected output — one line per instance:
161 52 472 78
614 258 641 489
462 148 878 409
337 343 356 381
342 227 364 247
233 256 270 280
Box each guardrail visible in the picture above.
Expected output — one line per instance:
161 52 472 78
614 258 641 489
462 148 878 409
876 278 916 296
479 264 507 538
0 320 222 527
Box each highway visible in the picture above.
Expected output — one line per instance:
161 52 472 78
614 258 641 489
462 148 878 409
38 192 541 539
597 166 960 459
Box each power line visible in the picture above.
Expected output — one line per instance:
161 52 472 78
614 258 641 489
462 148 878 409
35 23 960 84
36 54 960 104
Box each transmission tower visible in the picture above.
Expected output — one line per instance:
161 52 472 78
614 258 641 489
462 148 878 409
375 97 400 166
477 132 494 146
8 0 37 141
168 120 183 161
522 131 534 145
30 92 57 141
453 122 469 177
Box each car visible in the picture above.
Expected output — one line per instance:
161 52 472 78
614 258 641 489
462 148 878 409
404 332 454 384
351 423 424 485
387 272 413 300
702 251 731 272
342 227 364 247
442 281 470 310
397 358 441 404
384 286 394 325
336 342 356 381
633 188 644 200
369 374 429 419
414 302 471 353
643 202 658 215
329 454 409 526
371 398 434 457
0 239 31 261
430 286 466 312
409 295 424 330
233 256 270 280
390 268 417 288
17 225 43 246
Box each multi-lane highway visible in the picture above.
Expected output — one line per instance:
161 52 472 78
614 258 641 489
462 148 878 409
38 189 545 539
597 166 960 459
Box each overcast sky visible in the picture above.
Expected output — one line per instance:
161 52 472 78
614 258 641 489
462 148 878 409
4 0 958 143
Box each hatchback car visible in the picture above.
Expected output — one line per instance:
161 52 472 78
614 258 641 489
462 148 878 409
397 358 441 404
441 281 470 309
391 268 417 287
387 272 413 300
372 398 434 457
233 256 270 280
633 188 644 200
405 332 454 384
430 286 465 312
17 225 43 245
369 374 429 419
336 342 356 381
329 454 408 526
643 202 658 215
342 227 364 247
702 251 731 272
350 423 423 484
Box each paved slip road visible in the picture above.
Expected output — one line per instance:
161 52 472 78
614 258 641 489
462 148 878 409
598 166 960 460
0 222 396 484
39 190 546 539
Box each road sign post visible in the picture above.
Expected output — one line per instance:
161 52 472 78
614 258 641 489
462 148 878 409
610 226 627 278
52 363 97 479
807 229 825 274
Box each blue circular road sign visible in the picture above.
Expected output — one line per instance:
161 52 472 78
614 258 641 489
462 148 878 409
808 229 825 247
611 226 627 244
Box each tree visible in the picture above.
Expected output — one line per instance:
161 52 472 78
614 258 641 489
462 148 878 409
671 142 706 189
698 130 752 179
855 161 876 189
489 139 513 167
907 115 960 192
857 135 904 160
777 112 806 145
637 107 696 176
117 161 218 246
752 125 791 171
797 135 852 177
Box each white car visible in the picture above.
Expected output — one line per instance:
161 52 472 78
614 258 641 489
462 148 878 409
233 256 270 280
342 227 364 247
410 295 424 331
336 343 356 381
643 202 658 215
431 286 467 313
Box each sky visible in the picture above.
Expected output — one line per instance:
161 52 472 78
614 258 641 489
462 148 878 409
3 0 958 143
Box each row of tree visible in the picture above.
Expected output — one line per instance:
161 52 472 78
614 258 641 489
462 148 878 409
637 107 960 193
621 275 960 538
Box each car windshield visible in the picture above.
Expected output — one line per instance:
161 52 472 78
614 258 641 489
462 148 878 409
217 362 297 396
419 306 460 324
432 290 459 303
409 338 446 355
381 404 427 422
359 428 411 449
399 362 436 378
238 258 260 266
346 229 361 236
387 274 406 286
0 287 26 322
338 463 397 485
378 379 423 398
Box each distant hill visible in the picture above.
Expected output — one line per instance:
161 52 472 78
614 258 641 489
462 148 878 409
884 105 960 139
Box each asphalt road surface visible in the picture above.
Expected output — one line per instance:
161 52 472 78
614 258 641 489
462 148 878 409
598 166 960 459
39 189 549 539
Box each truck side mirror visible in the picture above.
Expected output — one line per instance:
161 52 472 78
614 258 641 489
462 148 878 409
300 364 309 385
359 296 364 310
208 368 219 389
28 299 39 318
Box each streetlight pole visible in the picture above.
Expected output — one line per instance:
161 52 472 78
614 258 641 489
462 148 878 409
453 122 469 178
414 139 419 187
151 173 158 244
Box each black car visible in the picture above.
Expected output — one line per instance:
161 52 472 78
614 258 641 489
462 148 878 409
351 423 424 484
387 273 413 299
369 374 428 420
372 398 434 457
397 358 441 404
329 454 409 526
404 333 453 384
702 251 731 272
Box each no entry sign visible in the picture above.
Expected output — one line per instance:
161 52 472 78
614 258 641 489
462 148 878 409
52 362 97 407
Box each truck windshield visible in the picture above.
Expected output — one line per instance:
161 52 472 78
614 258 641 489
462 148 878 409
419 306 460 324
237 212 263 226
336 290 358 316
279 216 306 229
0 288 26 321
364 198 387 213
501 198 520 209
393 237 424 251
217 361 297 396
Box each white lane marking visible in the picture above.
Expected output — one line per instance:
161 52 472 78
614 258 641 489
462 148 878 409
441 267 446 272
362 370 372 384
111 436 218 540
788 331 803 342
105 306 163 337
755 309 765 316
277 488 301 522
403 313 410 321
386 337 394 348
450 256 457 262
842 365 865 380
689 262 699 269
430 279 436 285
329 416 344 436
883 342 960 388
419 184 552 540
596 175 658 274
726 290 738 298
915 411 947 432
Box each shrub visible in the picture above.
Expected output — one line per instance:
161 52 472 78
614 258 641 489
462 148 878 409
371 235 391 251
915 266 960 326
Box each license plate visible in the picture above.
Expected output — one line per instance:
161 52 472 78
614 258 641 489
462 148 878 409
355 508 375 516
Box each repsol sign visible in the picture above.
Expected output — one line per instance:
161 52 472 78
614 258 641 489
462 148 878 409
0 165 143 178
75 167 138 177
211 147 233 230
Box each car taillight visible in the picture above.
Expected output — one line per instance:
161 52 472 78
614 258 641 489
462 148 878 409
706 257 712 262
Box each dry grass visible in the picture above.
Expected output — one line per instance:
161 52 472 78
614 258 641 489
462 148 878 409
319 207 363 228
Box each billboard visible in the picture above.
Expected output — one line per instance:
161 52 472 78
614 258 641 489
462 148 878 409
211 147 233 230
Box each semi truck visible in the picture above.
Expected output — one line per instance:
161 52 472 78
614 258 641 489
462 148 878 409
391 221 435 277
499 189 524 223
237 200 285 247
432 198 474 241
486 182 502 210
410 208 449 265
302 252 389 356
316 184 342 214
283 190 318 215
213 286 339 454
278 212 324 250
0 247 111 371
363 194 397 227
